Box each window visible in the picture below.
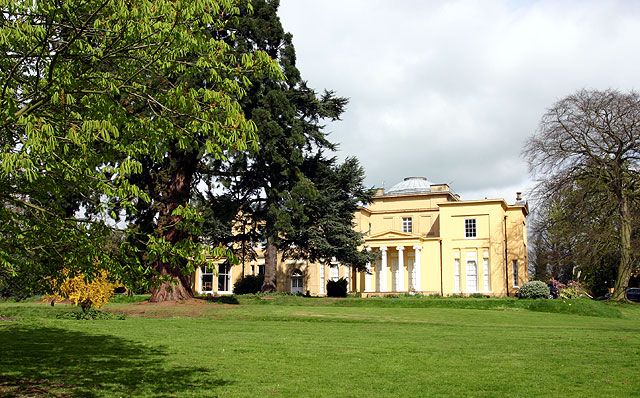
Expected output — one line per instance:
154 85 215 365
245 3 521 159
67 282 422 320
291 269 303 294
329 264 339 282
201 266 214 292
483 255 491 292
454 259 460 292
319 264 325 295
466 260 478 293
512 260 519 287
402 217 413 233
464 218 477 238
218 264 231 292
258 264 265 276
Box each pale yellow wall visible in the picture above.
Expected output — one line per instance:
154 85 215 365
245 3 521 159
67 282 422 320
439 201 527 296
506 207 528 289
363 192 451 237
440 202 505 296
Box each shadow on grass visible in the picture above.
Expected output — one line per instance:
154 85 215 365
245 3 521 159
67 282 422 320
198 295 240 305
0 324 231 397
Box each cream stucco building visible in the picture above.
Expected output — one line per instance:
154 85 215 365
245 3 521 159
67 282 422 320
194 177 528 297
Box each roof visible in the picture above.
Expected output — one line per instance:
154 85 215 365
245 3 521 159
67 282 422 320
386 177 434 195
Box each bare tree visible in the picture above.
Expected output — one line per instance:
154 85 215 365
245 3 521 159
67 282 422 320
524 89 640 301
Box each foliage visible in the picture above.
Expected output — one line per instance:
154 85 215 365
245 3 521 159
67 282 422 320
517 281 550 299
0 0 281 300
528 178 637 296
326 278 348 297
524 89 640 300
49 269 119 311
196 0 373 292
0 264 45 300
233 274 264 295
559 281 591 299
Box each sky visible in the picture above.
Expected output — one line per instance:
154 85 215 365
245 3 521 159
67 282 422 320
277 0 640 204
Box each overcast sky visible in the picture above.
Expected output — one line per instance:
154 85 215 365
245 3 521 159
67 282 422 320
278 0 640 204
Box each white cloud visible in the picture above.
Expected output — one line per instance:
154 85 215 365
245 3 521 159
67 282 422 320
278 0 640 204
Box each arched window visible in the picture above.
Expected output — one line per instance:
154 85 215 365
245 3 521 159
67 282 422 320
291 269 304 294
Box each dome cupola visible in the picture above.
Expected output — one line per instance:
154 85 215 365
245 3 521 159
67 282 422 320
386 177 433 195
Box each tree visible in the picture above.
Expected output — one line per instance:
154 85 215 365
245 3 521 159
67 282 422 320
524 89 640 300
528 178 636 296
0 0 280 300
198 0 373 292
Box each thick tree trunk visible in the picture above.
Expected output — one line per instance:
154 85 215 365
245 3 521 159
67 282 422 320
611 194 633 301
261 238 278 292
150 265 194 302
149 147 198 302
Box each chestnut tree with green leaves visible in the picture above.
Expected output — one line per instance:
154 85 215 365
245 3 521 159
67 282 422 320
0 0 280 301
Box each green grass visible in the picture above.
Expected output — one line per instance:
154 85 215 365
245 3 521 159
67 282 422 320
109 293 152 304
1 296 639 397
237 294 624 318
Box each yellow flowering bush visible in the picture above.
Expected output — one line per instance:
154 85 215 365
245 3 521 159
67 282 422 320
50 269 118 311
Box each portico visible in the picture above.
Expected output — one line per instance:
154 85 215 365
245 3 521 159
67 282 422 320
364 242 426 294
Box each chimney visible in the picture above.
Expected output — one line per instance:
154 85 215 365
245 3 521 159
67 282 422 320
516 192 522 201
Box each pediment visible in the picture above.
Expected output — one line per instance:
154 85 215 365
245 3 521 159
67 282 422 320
367 230 420 240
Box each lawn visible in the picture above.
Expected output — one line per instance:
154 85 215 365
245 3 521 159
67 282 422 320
1 296 639 397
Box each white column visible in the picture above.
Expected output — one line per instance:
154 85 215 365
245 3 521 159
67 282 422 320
319 264 325 295
380 246 388 292
195 266 202 293
413 245 422 292
365 247 372 292
396 246 405 292
344 264 350 292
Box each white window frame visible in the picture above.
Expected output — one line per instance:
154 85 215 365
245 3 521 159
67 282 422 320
512 260 519 288
218 264 232 294
483 252 491 292
454 258 460 293
201 265 214 293
466 260 478 294
402 217 413 233
329 264 339 282
464 218 477 238
319 264 326 295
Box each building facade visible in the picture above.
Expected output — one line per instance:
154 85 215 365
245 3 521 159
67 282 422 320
194 176 528 297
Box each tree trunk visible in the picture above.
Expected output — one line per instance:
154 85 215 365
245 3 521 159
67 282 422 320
261 238 277 292
150 265 194 302
149 147 198 302
611 193 633 301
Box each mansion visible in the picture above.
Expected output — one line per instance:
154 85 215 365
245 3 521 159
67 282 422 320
194 176 529 297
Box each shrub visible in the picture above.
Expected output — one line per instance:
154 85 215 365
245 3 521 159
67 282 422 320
48 269 119 311
327 278 348 297
518 281 550 299
559 281 591 299
233 275 264 295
